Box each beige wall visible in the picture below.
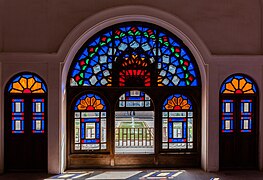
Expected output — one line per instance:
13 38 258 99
0 0 262 54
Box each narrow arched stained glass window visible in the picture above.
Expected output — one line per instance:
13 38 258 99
8 74 47 93
162 94 193 150
220 74 258 133
7 73 47 134
74 94 107 151
69 23 199 87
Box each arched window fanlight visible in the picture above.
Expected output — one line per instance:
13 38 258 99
69 23 199 87
162 94 194 150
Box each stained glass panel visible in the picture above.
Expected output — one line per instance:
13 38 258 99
220 75 257 94
74 94 107 151
221 100 234 133
32 99 45 133
162 94 193 150
240 99 253 133
69 23 199 87
8 74 47 93
12 99 24 133
118 90 151 108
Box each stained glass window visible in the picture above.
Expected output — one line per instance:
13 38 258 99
220 75 256 94
8 74 47 93
12 99 24 133
118 90 151 108
69 23 199 87
32 99 45 133
220 74 257 134
74 94 107 151
162 94 193 150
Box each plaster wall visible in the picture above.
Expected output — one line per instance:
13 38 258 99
0 0 262 54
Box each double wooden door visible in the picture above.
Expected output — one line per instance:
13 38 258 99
5 95 47 171
220 97 258 169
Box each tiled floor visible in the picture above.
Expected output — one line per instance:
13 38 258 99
0 169 263 180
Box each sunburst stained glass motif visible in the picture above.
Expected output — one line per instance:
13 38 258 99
69 23 199 87
163 94 192 110
74 94 107 151
8 74 47 93
74 94 106 111
220 75 257 94
162 94 193 150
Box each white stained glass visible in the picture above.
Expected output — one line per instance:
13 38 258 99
101 144 107 150
225 103 231 112
225 120 230 130
131 90 140 96
101 112 106 117
173 122 182 138
101 119 106 143
81 112 99 118
126 101 144 107
162 112 168 117
119 101 125 107
36 120 41 130
82 144 99 150
244 103 249 112
188 143 193 149
15 120 21 130
36 102 42 112
188 118 193 142
75 119 80 143
169 112 186 117
15 102 21 112
162 119 168 142
162 143 168 149
169 143 186 149
75 112 80 118
119 94 125 100
85 123 95 139
244 119 249 129
188 112 193 117
75 144 80 150
145 101 151 107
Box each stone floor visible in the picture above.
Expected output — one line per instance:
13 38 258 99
0 169 263 180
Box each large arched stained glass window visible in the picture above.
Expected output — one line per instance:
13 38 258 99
69 22 199 87
162 94 194 150
73 93 107 151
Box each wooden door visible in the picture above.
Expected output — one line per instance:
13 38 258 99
5 95 47 171
220 97 258 169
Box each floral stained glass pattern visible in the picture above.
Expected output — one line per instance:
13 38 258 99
74 94 107 151
220 75 257 94
70 23 199 87
162 94 193 150
8 74 47 93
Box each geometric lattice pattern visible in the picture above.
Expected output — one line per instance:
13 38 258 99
70 23 199 87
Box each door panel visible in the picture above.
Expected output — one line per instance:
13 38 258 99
220 97 258 169
5 96 47 171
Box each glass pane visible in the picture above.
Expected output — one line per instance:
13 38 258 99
15 102 21 112
75 112 80 118
244 119 249 129
85 123 96 139
36 120 41 130
225 103 230 112
173 122 182 138
15 121 21 130
101 119 106 143
244 103 249 112
75 119 80 143
36 102 41 112
188 118 193 142
162 119 168 142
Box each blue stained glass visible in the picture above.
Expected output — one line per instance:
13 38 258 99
96 123 100 139
13 76 20 82
23 75 32 78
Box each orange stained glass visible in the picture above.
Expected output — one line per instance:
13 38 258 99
222 75 256 94
77 96 104 111
164 95 192 110
8 74 47 93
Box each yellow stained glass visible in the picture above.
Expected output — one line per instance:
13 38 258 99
76 96 104 111
9 74 46 94
222 76 256 94
164 96 191 110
